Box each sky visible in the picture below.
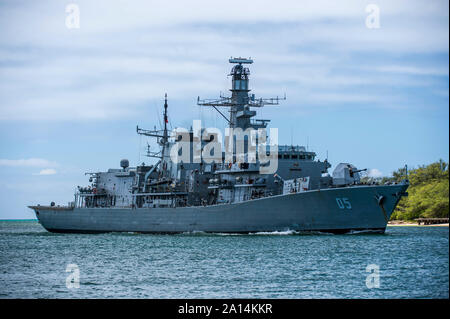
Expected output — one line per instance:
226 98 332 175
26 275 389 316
0 0 448 219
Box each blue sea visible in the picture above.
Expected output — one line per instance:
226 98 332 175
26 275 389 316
0 220 448 298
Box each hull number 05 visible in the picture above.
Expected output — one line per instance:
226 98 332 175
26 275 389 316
336 197 352 209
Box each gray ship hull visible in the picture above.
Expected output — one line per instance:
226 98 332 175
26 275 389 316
29 184 408 234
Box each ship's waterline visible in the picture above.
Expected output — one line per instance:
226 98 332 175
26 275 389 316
31 184 408 234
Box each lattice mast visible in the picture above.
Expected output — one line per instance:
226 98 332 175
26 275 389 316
197 57 285 130
136 93 170 160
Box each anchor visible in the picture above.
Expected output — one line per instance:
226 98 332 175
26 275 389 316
375 194 388 222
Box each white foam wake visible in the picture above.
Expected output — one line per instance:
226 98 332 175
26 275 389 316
251 230 299 235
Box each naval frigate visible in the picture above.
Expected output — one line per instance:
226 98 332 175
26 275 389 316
29 57 409 234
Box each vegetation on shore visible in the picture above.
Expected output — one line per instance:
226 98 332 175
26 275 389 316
362 160 449 221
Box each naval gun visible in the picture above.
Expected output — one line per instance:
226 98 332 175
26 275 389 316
332 163 367 186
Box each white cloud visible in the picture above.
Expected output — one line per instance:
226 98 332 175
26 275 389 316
0 158 58 167
367 168 383 178
0 0 447 122
33 168 57 176
373 65 449 76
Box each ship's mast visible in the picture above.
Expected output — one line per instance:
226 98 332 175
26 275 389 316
197 57 285 130
136 94 170 165
162 93 169 157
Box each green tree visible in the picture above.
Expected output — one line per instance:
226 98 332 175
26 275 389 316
390 160 449 221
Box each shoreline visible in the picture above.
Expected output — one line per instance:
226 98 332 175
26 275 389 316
388 221 449 227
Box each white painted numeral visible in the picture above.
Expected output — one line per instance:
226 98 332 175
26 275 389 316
336 197 352 209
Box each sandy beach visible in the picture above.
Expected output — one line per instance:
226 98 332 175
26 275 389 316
388 220 449 227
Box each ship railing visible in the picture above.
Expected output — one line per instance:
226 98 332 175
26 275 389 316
132 192 188 196
76 192 107 196
214 162 260 173
132 192 188 208
74 191 109 208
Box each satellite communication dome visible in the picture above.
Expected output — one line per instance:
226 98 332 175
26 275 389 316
120 159 129 169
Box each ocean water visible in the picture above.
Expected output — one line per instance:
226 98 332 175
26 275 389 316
0 220 448 299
